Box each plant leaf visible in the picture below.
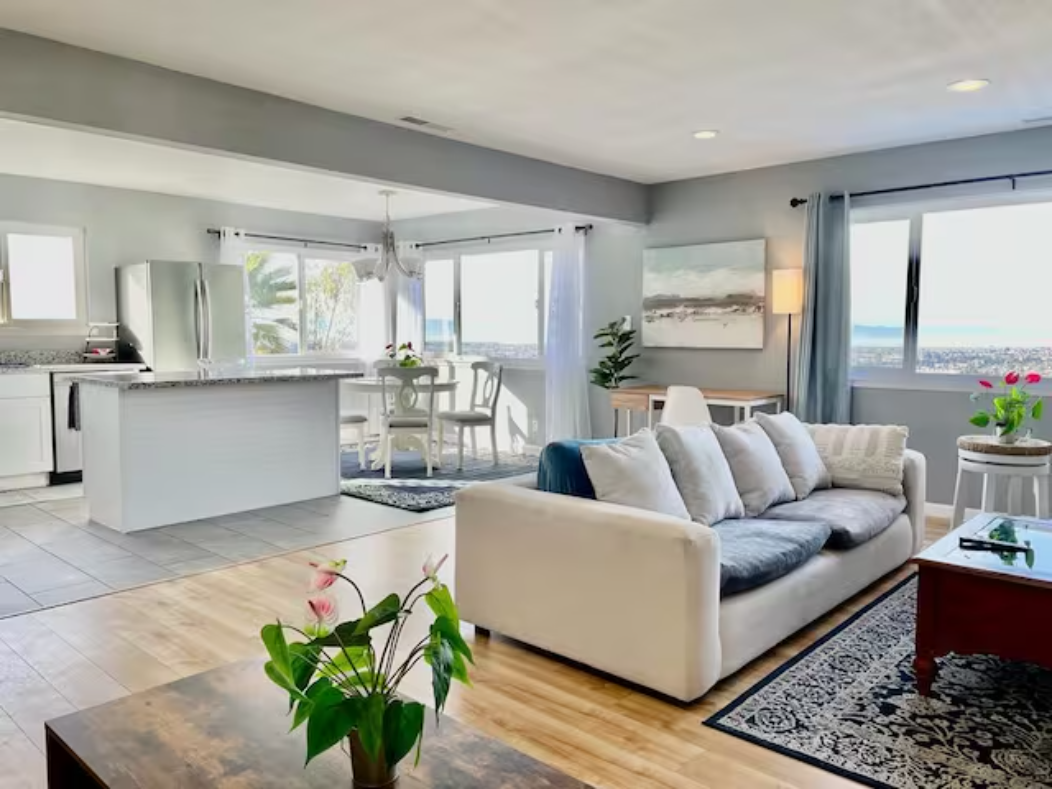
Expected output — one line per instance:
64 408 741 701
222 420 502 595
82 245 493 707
357 693 386 761
261 623 292 681
354 594 401 636
305 694 362 765
425 586 459 627
264 661 310 705
432 615 473 665
969 412 990 428
288 643 320 712
309 620 371 648
291 676 336 732
1033 399 1044 420
383 700 425 767
424 638 454 720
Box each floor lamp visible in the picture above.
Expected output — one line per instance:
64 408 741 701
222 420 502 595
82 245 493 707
772 269 804 413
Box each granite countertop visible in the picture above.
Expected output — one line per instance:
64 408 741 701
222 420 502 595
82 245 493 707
70 368 365 390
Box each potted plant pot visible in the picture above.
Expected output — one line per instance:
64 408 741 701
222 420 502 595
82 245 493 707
349 732 398 788
995 425 1019 445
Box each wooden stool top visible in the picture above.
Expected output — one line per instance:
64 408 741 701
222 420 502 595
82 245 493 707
957 434 1052 457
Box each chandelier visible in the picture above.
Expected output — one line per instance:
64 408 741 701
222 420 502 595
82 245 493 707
353 190 424 281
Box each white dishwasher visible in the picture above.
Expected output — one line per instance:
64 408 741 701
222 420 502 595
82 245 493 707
48 364 146 483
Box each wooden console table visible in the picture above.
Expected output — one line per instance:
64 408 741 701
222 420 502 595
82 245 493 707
610 385 784 434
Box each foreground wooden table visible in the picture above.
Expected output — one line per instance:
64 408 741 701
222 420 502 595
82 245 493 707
45 659 594 788
912 513 1052 696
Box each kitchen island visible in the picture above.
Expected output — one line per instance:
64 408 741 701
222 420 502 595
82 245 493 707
73 368 362 532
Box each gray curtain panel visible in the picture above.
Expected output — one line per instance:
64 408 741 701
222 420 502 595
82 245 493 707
794 192 852 424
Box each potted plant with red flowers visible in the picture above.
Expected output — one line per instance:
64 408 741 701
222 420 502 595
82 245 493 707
260 555 471 787
970 370 1044 444
385 342 422 368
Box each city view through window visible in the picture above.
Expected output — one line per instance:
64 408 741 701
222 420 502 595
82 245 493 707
850 199 1052 376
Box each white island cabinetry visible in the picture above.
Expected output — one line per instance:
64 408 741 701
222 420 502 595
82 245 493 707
74 368 362 533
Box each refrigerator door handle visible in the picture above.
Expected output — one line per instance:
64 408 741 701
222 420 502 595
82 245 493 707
193 278 205 360
202 277 214 361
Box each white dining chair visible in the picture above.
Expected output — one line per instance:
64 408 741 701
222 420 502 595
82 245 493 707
378 366 438 479
661 386 713 427
437 362 503 470
339 414 369 471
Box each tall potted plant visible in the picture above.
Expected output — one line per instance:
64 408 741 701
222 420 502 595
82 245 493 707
590 318 639 435
969 370 1044 444
260 555 471 787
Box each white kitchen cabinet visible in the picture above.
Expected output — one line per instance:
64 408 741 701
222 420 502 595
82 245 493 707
0 373 53 483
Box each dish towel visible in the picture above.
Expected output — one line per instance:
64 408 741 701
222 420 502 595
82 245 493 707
68 381 80 431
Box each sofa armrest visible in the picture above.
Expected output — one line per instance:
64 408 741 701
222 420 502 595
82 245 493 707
903 449 927 554
454 484 722 701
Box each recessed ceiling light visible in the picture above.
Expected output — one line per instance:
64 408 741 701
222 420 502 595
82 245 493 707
693 129 719 140
947 79 990 93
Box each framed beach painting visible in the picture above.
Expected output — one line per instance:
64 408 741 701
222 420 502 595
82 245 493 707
642 239 766 349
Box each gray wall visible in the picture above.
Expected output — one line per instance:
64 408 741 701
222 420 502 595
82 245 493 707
395 207 646 442
641 124 1052 503
0 173 379 349
0 29 647 224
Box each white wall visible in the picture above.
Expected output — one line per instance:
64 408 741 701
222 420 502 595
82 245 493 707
0 173 379 349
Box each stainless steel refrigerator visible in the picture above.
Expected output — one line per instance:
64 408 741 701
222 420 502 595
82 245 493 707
116 261 246 371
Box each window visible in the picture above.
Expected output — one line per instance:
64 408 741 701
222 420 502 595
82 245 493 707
0 224 86 329
850 195 1052 380
423 246 547 360
245 249 383 356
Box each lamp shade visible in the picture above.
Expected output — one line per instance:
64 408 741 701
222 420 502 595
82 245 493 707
771 268 804 315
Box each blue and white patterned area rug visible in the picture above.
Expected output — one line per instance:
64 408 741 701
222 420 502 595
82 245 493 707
339 448 536 512
706 576 1052 789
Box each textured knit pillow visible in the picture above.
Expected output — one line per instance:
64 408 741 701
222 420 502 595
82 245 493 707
806 423 909 496
655 424 745 526
755 411 831 499
713 421 796 517
580 429 690 519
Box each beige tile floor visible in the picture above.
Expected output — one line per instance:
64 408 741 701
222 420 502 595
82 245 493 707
0 483 450 617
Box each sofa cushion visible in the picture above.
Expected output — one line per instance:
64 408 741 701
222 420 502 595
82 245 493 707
761 488 907 549
807 423 909 496
755 411 830 499
537 438 618 498
655 423 745 525
713 421 796 516
711 519 831 596
580 430 691 519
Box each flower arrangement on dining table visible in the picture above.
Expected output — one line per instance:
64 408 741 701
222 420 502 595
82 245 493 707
969 370 1044 443
260 554 472 782
385 342 422 368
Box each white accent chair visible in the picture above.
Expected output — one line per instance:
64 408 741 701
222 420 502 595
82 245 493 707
437 362 503 470
339 414 369 471
661 386 713 427
378 366 438 479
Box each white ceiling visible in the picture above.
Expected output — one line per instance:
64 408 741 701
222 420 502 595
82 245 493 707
2 1 1052 184
0 119 493 220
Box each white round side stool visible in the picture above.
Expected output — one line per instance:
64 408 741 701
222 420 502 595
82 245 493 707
952 435 1052 527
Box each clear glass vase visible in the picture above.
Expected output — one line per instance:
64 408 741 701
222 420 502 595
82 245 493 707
348 732 399 788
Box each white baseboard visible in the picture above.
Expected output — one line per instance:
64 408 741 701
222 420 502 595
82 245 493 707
0 473 48 492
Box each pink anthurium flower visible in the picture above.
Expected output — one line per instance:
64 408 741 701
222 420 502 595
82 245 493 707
422 553 448 583
1005 371 1020 385
978 380 993 389
304 594 339 638
308 558 346 591
1026 372 1042 385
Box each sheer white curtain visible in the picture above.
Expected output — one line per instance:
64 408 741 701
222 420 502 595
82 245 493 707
545 225 592 441
394 270 424 351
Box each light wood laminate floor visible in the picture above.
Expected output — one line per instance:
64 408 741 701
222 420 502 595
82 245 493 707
0 515 950 789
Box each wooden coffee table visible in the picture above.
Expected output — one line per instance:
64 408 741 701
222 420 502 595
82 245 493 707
912 513 1052 696
45 660 594 788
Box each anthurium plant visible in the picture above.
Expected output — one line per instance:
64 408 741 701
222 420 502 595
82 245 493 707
260 555 472 777
970 370 1044 441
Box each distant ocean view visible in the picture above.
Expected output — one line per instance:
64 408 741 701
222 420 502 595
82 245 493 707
853 324 1048 347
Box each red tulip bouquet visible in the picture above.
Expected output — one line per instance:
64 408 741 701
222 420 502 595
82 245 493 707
970 370 1044 444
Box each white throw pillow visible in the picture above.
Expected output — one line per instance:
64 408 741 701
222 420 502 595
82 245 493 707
655 424 744 525
713 421 796 516
755 411 831 499
807 423 909 496
580 429 690 519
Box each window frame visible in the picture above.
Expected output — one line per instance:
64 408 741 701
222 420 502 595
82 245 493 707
243 244 377 361
423 239 549 368
849 190 1052 392
0 222 88 334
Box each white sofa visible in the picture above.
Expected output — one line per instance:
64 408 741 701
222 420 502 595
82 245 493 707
454 449 926 702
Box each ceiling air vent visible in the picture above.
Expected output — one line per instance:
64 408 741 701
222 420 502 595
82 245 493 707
398 116 454 134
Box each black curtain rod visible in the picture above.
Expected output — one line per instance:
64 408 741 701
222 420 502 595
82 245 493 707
788 166 1052 208
416 224 593 249
206 228 367 251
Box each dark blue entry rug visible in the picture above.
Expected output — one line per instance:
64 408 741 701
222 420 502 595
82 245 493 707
706 576 1052 789
339 448 537 512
